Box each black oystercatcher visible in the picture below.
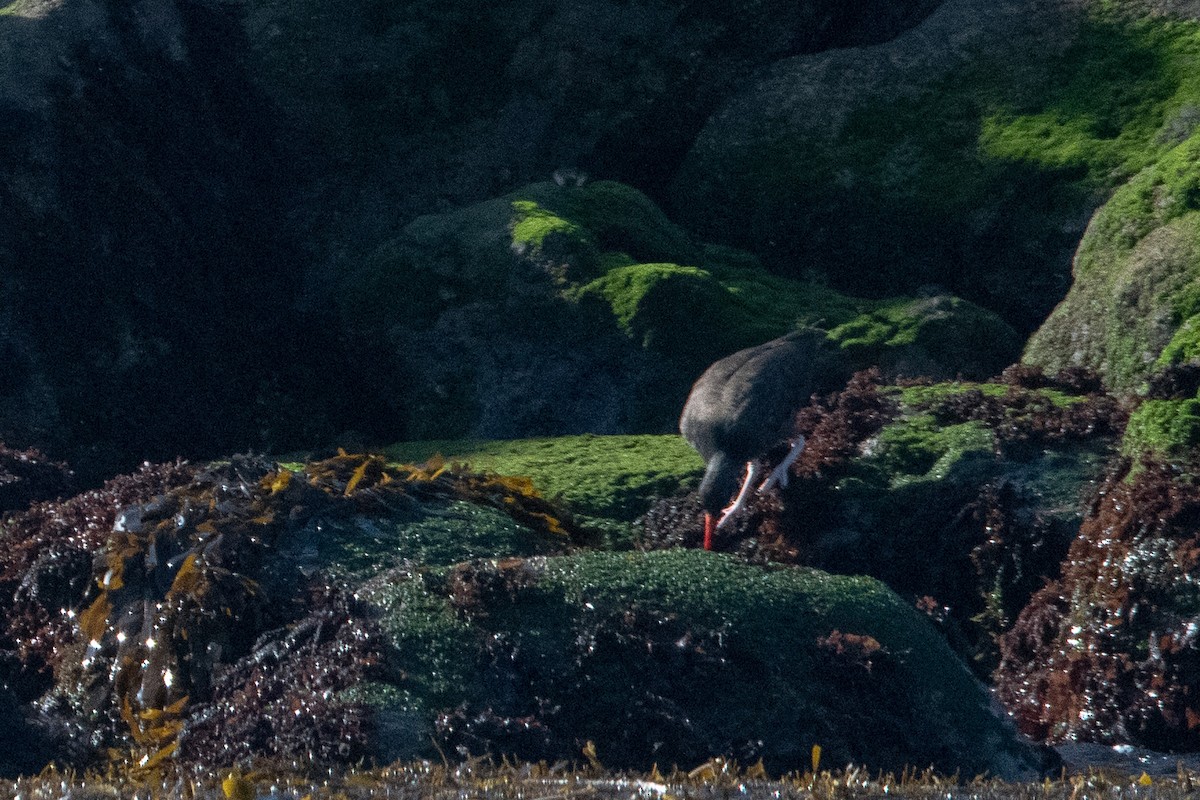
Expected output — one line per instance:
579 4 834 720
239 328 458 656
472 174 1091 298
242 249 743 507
680 330 825 550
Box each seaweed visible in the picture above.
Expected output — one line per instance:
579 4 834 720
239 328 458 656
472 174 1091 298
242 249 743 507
176 583 384 765
0 460 195 701
0 450 586 771
1144 362 1200 401
912 367 1126 456
792 369 896 474
996 458 1200 749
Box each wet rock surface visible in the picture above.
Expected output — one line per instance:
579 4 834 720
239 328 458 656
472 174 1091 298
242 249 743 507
0 447 1051 778
382 549 1050 778
996 458 1200 750
0 452 585 772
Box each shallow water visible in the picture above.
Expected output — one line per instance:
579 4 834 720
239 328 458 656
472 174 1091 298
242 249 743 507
1056 742 1200 776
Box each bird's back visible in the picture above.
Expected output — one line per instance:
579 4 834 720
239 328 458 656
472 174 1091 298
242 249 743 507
680 330 823 462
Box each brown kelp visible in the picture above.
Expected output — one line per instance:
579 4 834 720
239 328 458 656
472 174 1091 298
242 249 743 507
1 451 583 770
996 457 1200 750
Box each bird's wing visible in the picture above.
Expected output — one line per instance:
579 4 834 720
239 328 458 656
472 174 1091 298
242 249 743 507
681 331 821 460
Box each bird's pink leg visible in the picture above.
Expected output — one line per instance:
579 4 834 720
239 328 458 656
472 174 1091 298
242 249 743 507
703 512 715 550
759 436 806 493
716 461 759 530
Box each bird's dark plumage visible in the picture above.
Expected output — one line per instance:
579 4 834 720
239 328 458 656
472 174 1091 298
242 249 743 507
680 330 825 545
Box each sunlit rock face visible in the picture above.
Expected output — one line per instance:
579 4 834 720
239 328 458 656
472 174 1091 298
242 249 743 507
671 0 1100 334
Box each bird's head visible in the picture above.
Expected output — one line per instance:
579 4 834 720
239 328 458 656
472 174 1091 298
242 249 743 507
698 452 740 517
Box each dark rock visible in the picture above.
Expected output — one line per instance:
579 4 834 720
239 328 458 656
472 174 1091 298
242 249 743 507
243 0 941 217
0 0 373 481
368 549 1050 778
0 444 74 515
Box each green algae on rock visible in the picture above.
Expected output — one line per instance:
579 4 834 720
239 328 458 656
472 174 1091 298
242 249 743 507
1123 397 1200 456
341 178 1027 443
809 380 1116 661
384 434 703 525
1017 15 1200 390
672 0 1092 333
675 0 1200 340
828 296 1022 381
359 549 1049 779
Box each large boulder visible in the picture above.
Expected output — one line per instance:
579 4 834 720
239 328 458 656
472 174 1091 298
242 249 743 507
672 0 1200 336
0 0 354 481
240 0 940 215
364 549 1050 778
1025 138 1200 391
338 180 1022 441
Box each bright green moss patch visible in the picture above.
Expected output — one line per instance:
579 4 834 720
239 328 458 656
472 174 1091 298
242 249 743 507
1075 141 1200 275
574 263 717 336
1013 22 1200 388
1025 208 1200 390
573 261 1018 380
978 15 1197 187
895 381 1088 409
540 550 903 645
384 434 704 522
571 260 861 360
895 382 1009 406
1123 397 1200 455
509 200 590 251
872 416 994 485
1158 317 1200 366
828 296 1021 379
507 181 698 273
850 12 1200 207
685 7 1200 336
